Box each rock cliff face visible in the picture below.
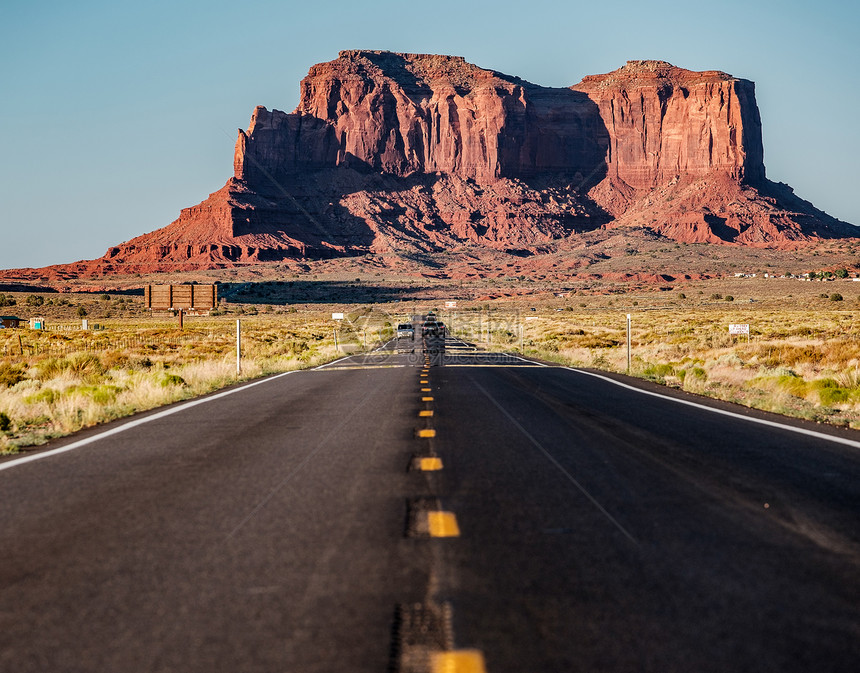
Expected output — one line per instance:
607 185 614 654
19 51 857 276
236 53 761 192
573 60 764 190
235 51 608 185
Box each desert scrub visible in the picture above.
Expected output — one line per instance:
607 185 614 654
34 353 106 383
498 306 860 429
73 384 125 405
0 362 27 388
748 372 858 408
572 332 620 349
0 311 371 453
639 362 677 383
160 374 187 388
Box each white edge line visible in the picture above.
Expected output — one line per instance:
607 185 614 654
566 367 860 450
0 370 301 473
506 353 549 367
373 339 397 352
313 355 354 370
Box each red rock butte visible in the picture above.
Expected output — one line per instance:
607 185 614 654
8 51 858 277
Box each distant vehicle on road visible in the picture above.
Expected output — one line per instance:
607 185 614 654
396 323 415 339
422 321 446 337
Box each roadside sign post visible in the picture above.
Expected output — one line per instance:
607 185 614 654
332 313 344 351
626 314 632 372
236 319 241 375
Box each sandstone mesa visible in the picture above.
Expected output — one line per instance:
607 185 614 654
10 51 858 279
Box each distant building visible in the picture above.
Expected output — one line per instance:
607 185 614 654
0 316 23 328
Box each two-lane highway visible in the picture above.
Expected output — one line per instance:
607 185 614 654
1 337 859 672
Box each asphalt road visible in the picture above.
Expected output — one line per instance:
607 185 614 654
1 336 859 672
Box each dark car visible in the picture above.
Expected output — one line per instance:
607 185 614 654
422 321 445 337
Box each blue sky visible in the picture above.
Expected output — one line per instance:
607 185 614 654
2 0 858 269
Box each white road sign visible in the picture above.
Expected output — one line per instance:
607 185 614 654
729 323 750 335
332 312 344 320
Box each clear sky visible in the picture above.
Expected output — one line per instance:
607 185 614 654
2 0 858 270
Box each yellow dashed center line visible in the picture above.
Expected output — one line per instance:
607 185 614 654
411 356 479 668
427 511 460 537
420 457 443 471
431 650 487 673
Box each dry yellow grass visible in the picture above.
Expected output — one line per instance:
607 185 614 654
448 304 860 428
4 288 860 452
0 310 397 453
